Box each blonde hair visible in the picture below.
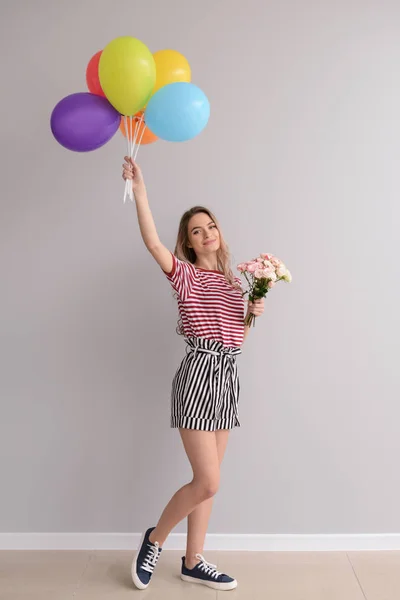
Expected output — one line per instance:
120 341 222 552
173 206 241 335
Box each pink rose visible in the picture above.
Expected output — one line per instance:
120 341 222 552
254 269 266 279
260 253 273 260
246 262 259 273
270 257 282 267
268 280 276 289
263 260 274 271
255 269 276 280
237 263 247 272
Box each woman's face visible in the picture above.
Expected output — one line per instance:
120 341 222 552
187 212 220 256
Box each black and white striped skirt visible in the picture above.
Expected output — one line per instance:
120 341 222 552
170 337 242 431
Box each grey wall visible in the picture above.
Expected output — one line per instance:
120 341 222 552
1 0 399 537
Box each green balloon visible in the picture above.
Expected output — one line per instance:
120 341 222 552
99 37 156 116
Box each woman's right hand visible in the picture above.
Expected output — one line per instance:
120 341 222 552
122 157 145 193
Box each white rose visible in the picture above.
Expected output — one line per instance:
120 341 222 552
276 266 287 278
282 269 292 283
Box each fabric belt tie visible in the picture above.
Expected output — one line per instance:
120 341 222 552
186 340 241 420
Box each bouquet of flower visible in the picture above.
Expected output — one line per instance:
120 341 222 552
237 253 292 327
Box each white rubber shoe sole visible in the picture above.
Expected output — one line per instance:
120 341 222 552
131 530 149 590
181 573 238 591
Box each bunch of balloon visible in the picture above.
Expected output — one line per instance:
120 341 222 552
50 37 210 203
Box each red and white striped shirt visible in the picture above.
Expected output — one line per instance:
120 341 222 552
162 252 245 348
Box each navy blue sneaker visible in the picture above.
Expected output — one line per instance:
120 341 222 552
181 554 237 591
131 527 162 590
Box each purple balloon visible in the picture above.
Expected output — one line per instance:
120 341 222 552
50 92 120 152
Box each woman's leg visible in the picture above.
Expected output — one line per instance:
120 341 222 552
184 429 230 568
149 429 220 547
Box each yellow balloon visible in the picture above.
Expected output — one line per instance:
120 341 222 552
99 37 156 116
153 49 191 95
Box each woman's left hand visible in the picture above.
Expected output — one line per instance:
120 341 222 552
247 298 265 318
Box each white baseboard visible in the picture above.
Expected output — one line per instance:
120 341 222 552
1 533 400 551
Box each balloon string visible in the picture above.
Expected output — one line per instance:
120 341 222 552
123 116 128 204
129 116 133 156
134 123 146 161
123 114 145 203
132 115 144 160
123 115 132 204
124 116 130 156
128 116 134 202
122 115 134 203
132 116 141 148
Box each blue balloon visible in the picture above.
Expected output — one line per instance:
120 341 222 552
145 82 210 142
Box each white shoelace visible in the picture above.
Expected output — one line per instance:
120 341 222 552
141 541 161 574
195 553 222 580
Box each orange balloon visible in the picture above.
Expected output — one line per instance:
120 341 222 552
119 113 158 145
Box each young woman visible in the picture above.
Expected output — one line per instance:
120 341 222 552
122 157 264 591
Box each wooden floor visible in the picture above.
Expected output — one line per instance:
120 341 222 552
1 549 400 599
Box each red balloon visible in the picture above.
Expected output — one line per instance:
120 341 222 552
86 51 105 97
